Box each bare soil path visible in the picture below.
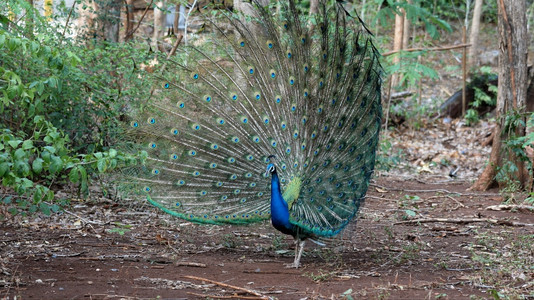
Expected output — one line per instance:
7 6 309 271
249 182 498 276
2 178 533 299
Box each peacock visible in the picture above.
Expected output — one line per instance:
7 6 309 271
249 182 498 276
120 0 382 268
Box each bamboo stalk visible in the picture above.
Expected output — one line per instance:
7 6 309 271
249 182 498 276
462 26 467 116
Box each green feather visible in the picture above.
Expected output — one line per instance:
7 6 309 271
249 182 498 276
283 176 302 209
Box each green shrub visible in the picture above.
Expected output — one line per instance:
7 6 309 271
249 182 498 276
0 1 149 216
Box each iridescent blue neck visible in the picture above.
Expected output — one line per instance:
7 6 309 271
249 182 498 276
270 170 293 235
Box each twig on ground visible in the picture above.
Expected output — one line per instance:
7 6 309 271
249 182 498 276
184 275 267 299
187 292 266 299
175 261 206 268
486 204 534 212
427 194 466 208
370 184 499 197
366 195 399 202
61 208 105 225
395 217 533 227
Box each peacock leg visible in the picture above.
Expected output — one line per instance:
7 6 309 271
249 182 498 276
285 239 299 268
293 239 306 268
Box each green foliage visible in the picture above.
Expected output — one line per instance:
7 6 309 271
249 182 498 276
385 51 440 89
464 68 498 126
0 0 150 216
0 119 140 216
374 0 452 40
0 27 147 152
496 110 533 196
398 194 420 219
107 222 133 235
221 233 242 248
376 136 402 171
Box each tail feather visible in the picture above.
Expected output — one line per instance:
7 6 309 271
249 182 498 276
117 0 382 235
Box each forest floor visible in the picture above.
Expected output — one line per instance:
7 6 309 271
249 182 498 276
1 118 533 300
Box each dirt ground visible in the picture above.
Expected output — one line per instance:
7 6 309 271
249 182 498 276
1 177 533 299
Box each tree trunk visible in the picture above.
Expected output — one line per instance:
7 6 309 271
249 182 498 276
402 0 411 49
153 1 165 49
234 0 268 38
470 0 529 191
469 0 483 68
390 8 404 89
124 0 135 41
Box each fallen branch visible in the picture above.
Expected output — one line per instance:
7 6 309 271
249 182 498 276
486 204 534 212
427 195 465 208
176 261 206 268
395 217 533 227
61 208 105 225
370 184 500 197
390 91 414 99
183 275 267 299
187 292 266 300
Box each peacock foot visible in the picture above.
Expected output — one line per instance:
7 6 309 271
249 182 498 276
284 262 300 269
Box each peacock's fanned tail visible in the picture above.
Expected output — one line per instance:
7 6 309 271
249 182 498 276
119 0 382 236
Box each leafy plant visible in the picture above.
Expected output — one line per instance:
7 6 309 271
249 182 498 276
0 120 141 216
107 222 133 235
465 68 498 126
376 136 403 171
0 0 152 216
385 51 440 89
374 1 452 40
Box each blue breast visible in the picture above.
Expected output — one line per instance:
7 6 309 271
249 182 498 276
270 171 295 236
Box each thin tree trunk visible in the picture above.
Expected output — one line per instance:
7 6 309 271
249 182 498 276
391 9 404 88
469 0 483 68
402 0 411 49
173 5 180 34
471 0 529 191
234 0 268 38
125 0 135 41
153 1 165 49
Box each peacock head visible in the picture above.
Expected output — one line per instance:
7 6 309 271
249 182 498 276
266 155 277 176
266 163 277 175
